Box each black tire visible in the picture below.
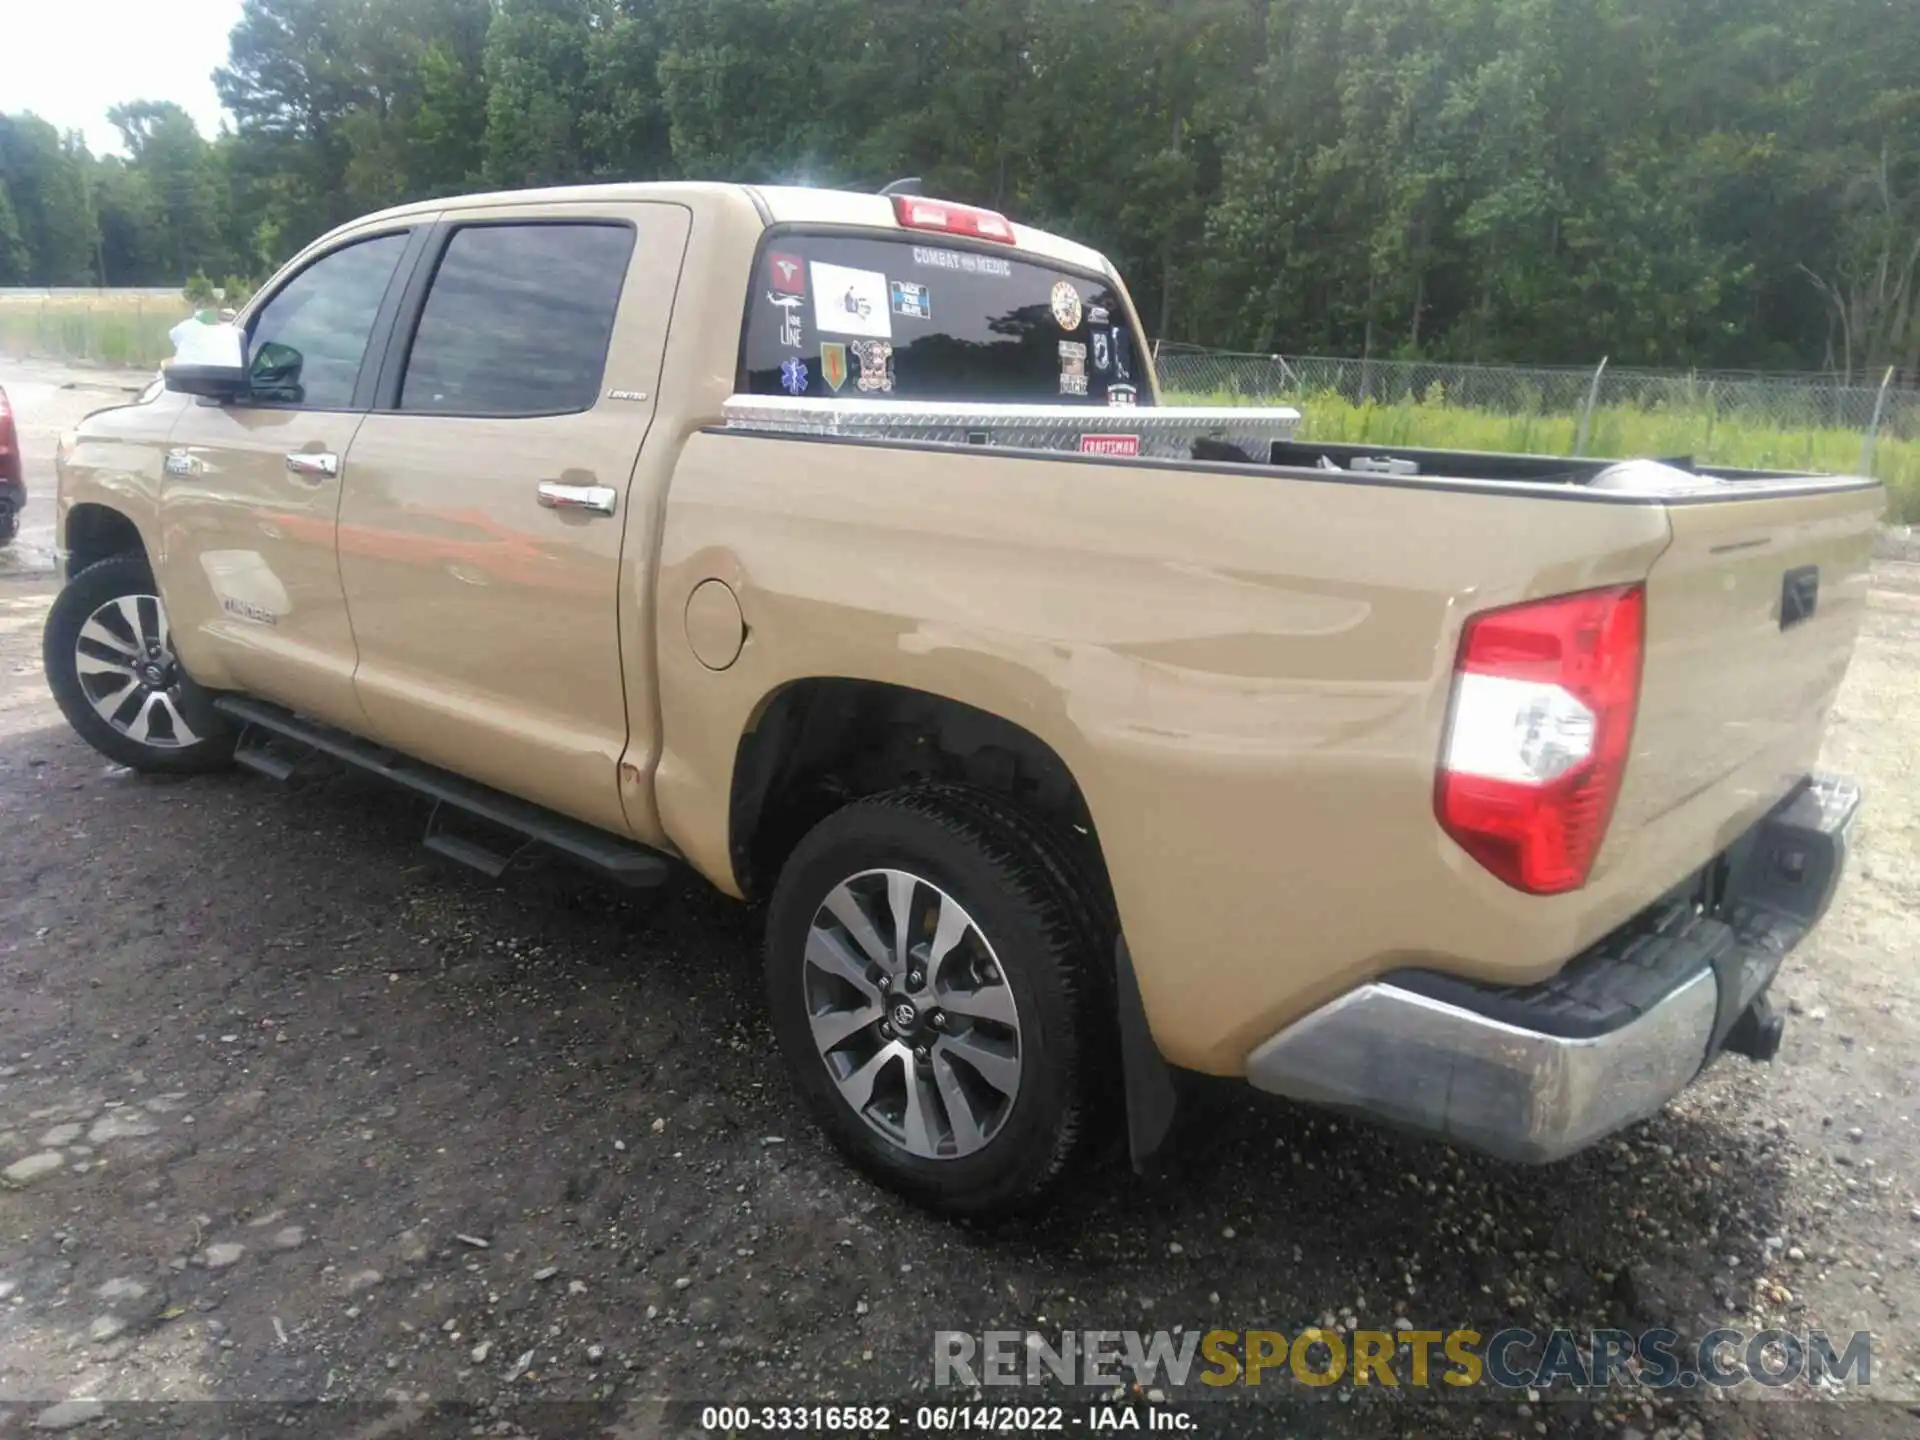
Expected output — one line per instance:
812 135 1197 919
43 554 235 774
765 786 1114 1217
0 505 17 547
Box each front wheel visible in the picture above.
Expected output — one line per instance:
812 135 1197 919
43 554 234 773
765 788 1112 1217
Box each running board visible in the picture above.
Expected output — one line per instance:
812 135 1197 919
214 696 670 889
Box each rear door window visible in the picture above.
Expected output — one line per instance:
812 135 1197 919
399 223 635 416
739 234 1148 407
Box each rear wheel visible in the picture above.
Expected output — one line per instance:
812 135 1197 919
43 554 234 773
0 504 17 547
765 787 1111 1217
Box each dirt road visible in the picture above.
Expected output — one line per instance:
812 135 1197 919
0 361 1916 1438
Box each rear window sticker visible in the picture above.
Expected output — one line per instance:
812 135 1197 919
1107 384 1138 408
768 291 805 349
1112 327 1134 380
910 245 1013 278
1092 330 1111 372
1059 340 1087 381
852 339 895 393
890 279 931 320
768 252 806 295
1089 305 1111 326
1051 280 1083 331
1079 433 1139 456
780 357 809 395
820 341 849 393
812 261 893 339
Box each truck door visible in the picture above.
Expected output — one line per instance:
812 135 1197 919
335 203 691 835
161 227 421 728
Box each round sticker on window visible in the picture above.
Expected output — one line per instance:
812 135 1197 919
1050 280 1083 331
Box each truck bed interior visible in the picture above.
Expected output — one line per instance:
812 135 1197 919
1245 437 1812 488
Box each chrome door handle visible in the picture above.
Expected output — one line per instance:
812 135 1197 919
285 451 339 479
536 481 617 516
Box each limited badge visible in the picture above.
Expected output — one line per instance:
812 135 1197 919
890 279 930 319
819 342 849 393
851 339 894 393
779 357 809 395
1091 330 1111 373
768 292 805 349
1051 280 1083 330
1079 434 1139 457
768 252 806 295
1107 384 1137 408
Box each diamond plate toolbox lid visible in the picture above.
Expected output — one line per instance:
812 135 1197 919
720 396 1301 462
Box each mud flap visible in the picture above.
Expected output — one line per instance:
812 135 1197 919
1116 938 1178 1172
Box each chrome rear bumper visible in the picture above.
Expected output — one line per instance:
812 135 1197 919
1244 972 1719 1162
1245 773 1860 1164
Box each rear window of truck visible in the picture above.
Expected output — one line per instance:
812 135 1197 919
739 233 1149 408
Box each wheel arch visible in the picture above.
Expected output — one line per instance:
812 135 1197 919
64 502 150 580
726 677 1115 916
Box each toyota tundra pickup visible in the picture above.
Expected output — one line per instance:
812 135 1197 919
44 181 1879 1216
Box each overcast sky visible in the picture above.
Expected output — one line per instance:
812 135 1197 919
1 0 243 155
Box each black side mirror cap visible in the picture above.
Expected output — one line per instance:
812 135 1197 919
163 363 250 400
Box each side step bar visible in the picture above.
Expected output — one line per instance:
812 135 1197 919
216 696 670 889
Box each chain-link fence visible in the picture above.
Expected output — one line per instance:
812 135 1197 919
0 289 195 369
1154 344 1919 492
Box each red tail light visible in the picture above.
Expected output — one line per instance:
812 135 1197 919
891 195 1017 244
1435 584 1645 894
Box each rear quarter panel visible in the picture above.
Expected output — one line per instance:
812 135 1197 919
654 438 1684 1073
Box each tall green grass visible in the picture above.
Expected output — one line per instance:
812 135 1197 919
0 293 192 368
1170 387 1920 523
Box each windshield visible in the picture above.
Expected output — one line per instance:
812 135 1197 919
739 232 1150 408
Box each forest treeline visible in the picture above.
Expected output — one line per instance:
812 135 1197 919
1 0 1915 375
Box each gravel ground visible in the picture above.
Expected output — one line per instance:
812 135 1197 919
1 360 1918 1439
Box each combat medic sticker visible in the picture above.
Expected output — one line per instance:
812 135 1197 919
1089 305 1110 326
911 245 1012 278
768 252 806 295
1051 280 1083 330
1091 329 1111 373
890 279 930 319
779 357 809 395
852 339 895 393
811 261 892 339
819 342 849 393
768 291 805 349
1107 384 1138 408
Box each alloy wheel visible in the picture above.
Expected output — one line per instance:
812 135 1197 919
71 593 201 749
802 867 1023 1160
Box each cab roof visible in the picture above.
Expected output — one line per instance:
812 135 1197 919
343 181 1114 279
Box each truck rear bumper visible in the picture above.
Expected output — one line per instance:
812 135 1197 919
1244 773 1860 1163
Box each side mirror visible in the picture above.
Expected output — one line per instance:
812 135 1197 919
163 321 249 400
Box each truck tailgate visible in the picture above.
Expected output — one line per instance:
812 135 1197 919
1597 482 1881 883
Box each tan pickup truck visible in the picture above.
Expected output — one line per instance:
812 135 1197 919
44 181 1879 1216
